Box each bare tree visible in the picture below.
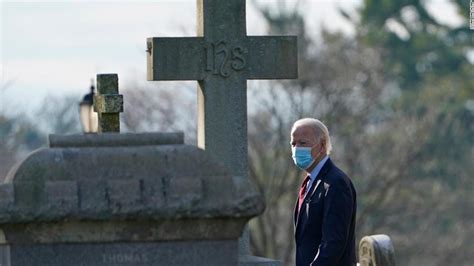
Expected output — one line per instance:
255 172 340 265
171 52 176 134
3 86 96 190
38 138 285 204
121 79 197 144
36 95 82 135
248 2 473 266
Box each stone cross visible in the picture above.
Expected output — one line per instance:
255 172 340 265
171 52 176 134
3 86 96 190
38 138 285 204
359 234 396 266
147 0 297 180
93 74 123 133
147 1 297 259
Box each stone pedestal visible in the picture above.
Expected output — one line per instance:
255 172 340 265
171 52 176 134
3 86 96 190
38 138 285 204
1 240 237 266
0 132 265 266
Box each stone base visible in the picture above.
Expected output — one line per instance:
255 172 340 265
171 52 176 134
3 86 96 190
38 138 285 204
0 240 238 266
239 255 282 266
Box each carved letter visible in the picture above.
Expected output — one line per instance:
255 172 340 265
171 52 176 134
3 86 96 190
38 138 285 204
204 41 247 78
231 46 247 71
215 41 230 77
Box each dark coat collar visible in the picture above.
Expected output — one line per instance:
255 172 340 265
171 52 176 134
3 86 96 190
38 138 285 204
294 158 334 230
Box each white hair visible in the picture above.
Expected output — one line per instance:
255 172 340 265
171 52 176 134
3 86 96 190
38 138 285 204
292 118 333 155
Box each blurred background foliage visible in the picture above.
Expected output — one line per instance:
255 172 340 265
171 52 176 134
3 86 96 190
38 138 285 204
247 1 472 265
0 0 472 265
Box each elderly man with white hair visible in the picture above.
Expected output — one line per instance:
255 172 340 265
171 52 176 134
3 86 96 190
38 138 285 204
291 118 357 266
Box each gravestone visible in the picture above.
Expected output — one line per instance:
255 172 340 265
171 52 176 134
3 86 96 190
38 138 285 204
0 74 264 265
0 133 264 266
359 234 396 266
147 1 297 263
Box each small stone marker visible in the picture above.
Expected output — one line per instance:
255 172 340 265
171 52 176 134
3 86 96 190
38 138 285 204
359 234 396 266
93 74 123 133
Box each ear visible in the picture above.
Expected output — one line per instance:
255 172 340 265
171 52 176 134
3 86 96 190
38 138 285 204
320 139 326 153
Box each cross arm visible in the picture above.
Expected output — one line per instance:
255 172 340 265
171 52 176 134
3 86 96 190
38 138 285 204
147 37 206 81
246 36 298 80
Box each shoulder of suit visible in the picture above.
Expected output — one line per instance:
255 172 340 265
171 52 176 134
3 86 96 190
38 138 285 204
324 163 352 188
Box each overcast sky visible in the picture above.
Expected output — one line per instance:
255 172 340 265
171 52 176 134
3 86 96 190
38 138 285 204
0 0 463 115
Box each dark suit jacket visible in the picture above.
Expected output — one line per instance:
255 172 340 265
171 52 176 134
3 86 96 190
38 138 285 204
294 158 356 266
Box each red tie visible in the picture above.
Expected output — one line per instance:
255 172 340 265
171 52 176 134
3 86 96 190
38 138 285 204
298 175 311 215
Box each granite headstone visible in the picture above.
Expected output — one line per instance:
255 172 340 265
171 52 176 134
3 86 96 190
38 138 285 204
359 234 396 266
0 132 264 266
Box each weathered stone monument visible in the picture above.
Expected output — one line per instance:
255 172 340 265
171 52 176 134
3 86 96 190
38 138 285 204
0 73 264 265
93 74 123 133
147 0 297 264
359 234 396 266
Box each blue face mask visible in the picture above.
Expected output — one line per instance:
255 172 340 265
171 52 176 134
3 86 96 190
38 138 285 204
292 146 316 170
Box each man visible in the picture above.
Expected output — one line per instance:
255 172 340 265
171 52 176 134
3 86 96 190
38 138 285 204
291 118 356 266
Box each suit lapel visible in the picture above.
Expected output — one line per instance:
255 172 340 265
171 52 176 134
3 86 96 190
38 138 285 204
295 179 322 232
294 158 334 237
